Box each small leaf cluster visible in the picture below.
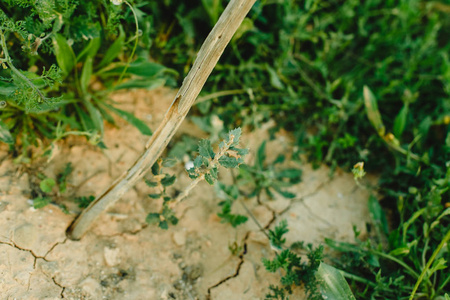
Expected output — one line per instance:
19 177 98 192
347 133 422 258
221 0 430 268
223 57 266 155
144 158 178 230
268 219 288 250
74 195 95 209
187 128 248 185
238 141 302 199
263 220 324 300
32 162 73 209
215 182 248 228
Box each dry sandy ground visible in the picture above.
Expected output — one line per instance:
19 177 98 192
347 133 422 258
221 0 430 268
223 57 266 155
0 88 374 299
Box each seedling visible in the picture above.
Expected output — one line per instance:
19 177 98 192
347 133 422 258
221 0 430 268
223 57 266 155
144 128 248 230
238 141 302 199
32 163 73 209
262 220 324 300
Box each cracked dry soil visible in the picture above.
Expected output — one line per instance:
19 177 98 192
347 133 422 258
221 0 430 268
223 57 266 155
0 88 374 299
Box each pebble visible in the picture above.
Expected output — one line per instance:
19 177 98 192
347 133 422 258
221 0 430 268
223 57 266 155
104 247 120 267
172 231 186 246
80 277 102 298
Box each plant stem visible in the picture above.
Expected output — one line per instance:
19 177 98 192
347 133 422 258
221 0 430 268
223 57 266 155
195 89 247 104
237 197 271 240
171 174 205 205
409 229 450 300
340 270 399 293
370 250 420 279
172 134 235 206
116 1 139 85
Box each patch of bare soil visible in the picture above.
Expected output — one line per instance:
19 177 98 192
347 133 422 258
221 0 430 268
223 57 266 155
0 88 374 299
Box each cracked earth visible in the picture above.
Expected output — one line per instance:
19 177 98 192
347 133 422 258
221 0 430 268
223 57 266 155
0 88 374 299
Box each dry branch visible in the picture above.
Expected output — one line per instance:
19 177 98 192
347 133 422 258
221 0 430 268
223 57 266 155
67 0 257 240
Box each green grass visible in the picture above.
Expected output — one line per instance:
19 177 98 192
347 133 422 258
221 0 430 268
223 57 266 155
144 0 449 298
1 0 449 298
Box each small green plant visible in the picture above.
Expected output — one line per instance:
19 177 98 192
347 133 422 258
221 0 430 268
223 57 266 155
215 182 248 228
0 0 174 159
75 195 96 209
267 219 288 251
144 158 179 230
263 220 324 300
238 141 302 199
144 128 248 229
32 162 73 209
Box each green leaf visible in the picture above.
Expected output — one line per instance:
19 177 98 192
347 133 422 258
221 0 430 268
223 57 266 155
74 104 95 132
228 128 242 145
33 197 51 209
268 220 288 250
52 34 76 76
219 156 240 168
102 58 166 78
161 175 176 187
76 37 101 62
393 104 409 138
98 27 125 68
75 195 95 208
389 246 410 256
0 81 17 97
0 119 13 144
256 141 266 170
168 215 179 225
217 201 248 227
205 173 214 185
199 139 215 159
84 100 104 135
162 157 178 167
104 103 152 136
148 193 162 199
363 86 385 137
428 257 447 275
325 238 361 253
80 56 93 93
193 156 204 168
368 195 388 234
40 178 56 193
145 180 158 187
316 263 356 300
232 147 249 157
266 65 284 90
210 167 218 180
159 220 169 230
273 186 296 199
146 213 160 225
113 78 166 91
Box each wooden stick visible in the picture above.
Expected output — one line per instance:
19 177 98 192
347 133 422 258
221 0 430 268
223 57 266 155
67 0 257 240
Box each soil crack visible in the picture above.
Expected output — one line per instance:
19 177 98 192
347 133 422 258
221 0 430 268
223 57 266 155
291 178 332 204
206 231 250 299
0 240 47 268
51 276 66 298
44 238 68 259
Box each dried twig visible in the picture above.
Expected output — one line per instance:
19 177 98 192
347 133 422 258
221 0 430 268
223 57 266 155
67 0 257 240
